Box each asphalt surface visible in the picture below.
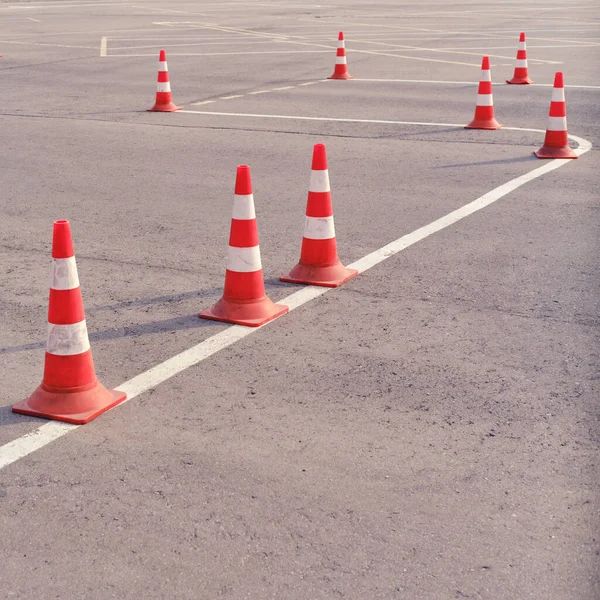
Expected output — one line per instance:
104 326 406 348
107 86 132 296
0 0 598 598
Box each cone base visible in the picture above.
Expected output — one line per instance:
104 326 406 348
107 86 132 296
506 77 534 84
12 382 127 425
328 73 354 80
200 296 289 327
147 103 181 112
280 262 359 288
535 145 578 159
465 118 502 130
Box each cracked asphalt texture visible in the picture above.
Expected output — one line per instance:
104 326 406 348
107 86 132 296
0 0 598 598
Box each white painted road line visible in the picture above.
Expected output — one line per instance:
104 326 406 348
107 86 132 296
106 50 332 57
99 36 107 57
0 124 591 472
350 78 600 89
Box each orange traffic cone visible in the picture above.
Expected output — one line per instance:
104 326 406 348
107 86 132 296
281 144 358 287
507 32 533 84
12 220 126 424
148 49 180 112
535 72 577 159
328 32 353 80
200 166 289 327
465 56 502 130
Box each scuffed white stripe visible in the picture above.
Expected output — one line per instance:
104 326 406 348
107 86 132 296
480 69 491 82
551 87 565 102
158 60 168 71
156 81 171 92
227 245 262 272
303 215 335 240
309 169 331 193
476 94 494 106
335 56 347 64
547 116 567 131
46 321 91 356
515 59 528 68
232 194 256 220
50 257 79 291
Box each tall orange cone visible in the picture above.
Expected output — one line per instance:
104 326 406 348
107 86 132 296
328 32 353 80
507 32 533 84
200 166 289 327
12 220 126 424
535 72 577 159
465 56 502 130
280 144 358 288
148 49 180 112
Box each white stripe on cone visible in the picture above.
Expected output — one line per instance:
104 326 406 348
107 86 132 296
50 257 79 291
47 321 91 356
518 42 526 51
309 170 331 193
227 245 262 272
337 40 345 49
551 88 566 102
303 216 335 240
481 70 491 82
231 194 256 220
158 61 168 71
547 116 568 131
156 81 171 92
476 94 494 106
515 59 528 68
335 56 347 64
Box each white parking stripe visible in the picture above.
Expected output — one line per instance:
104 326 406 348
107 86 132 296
0 122 591 471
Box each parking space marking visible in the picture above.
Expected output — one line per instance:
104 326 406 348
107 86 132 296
192 80 327 105
0 122 591 472
106 50 331 57
350 78 600 89
351 39 563 64
168 22 483 66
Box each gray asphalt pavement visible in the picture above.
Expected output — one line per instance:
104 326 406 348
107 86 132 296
0 1 598 598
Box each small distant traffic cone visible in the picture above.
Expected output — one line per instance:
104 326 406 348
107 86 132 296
12 220 126 424
465 56 502 130
148 49 180 112
281 144 358 288
535 72 577 159
328 32 353 80
200 166 289 327
507 32 533 84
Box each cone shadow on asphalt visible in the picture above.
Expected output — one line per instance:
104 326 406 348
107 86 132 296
0 313 217 355
435 155 537 168
0 404 40 427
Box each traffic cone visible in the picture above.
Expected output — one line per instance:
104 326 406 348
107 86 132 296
465 56 502 130
200 166 289 327
507 32 533 84
328 32 353 80
535 72 577 159
12 220 126 424
148 49 180 112
281 144 358 288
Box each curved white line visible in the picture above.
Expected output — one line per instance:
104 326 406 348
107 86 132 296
0 121 591 471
